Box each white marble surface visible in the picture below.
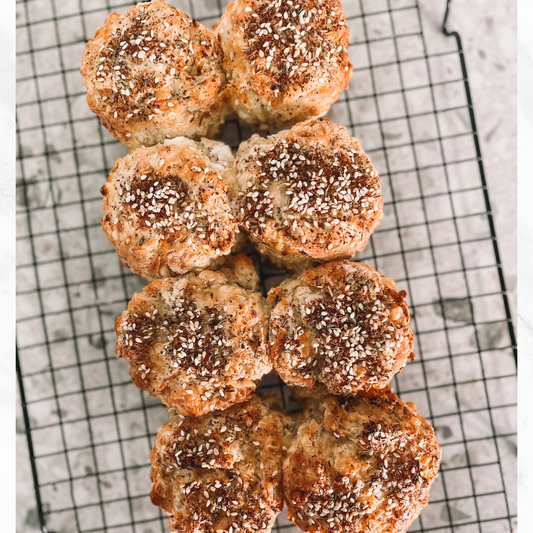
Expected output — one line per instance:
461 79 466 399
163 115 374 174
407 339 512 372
1 0 16 532
448 0 517 323
518 0 532 528
15 0 519 532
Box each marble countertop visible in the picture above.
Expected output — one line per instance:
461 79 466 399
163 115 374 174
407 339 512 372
15 0 518 532
450 0 516 324
518 0 532 529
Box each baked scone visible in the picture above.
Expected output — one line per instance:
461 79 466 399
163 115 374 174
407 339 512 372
101 137 237 280
267 260 414 395
150 395 286 533
81 0 228 149
115 257 271 416
232 119 383 269
214 0 352 129
283 388 441 533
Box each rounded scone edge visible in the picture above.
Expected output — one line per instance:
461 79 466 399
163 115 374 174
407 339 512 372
101 138 238 280
231 119 383 269
282 387 442 533
214 0 352 130
149 394 287 533
267 260 415 395
115 259 271 417
81 0 229 149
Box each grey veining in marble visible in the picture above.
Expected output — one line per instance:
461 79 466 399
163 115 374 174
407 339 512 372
518 0 532 529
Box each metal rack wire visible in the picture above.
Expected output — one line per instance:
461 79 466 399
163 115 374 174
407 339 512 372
16 0 517 532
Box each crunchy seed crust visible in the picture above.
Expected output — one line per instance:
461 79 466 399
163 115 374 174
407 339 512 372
231 119 383 268
267 261 415 395
115 261 271 416
150 395 287 533
81 0 228 149
101 138 237 280
283 388 441 533
214 0 352 129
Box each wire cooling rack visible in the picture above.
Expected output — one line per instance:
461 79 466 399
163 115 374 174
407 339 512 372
16 0 517 532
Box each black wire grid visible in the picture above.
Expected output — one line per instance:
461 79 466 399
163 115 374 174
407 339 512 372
16 0 517 532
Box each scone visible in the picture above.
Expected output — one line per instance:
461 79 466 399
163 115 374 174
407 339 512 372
150 395 286 533
101 137 237 280
81 0 228 149
283 388 441 533
214 0 352 129
267 260 414 395
115 256 271 417
232 119 383 270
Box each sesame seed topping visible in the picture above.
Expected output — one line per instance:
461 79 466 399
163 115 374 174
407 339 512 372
271 263 411 394
118 265 270 415
108 146 235 258
242 0 350 91
152 397 282 533
285 392 439 533
88 1 220 127
239 133 381 251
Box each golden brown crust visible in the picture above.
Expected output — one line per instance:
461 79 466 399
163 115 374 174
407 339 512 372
210 254 261 292
283 388 441 533
267 261 415 395
150 395 287 533
115 265 271 416
101 139 237 280
231 119 383 267
215 0 352 129
81 0 228 149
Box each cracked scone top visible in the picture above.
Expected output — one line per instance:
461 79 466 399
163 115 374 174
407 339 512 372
101 137 237 280
267 260 415 395
115 256 271 417
283 389 441 533
150 395 286 533
232 119 383 269
81 0 228 149
214 0 352 129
